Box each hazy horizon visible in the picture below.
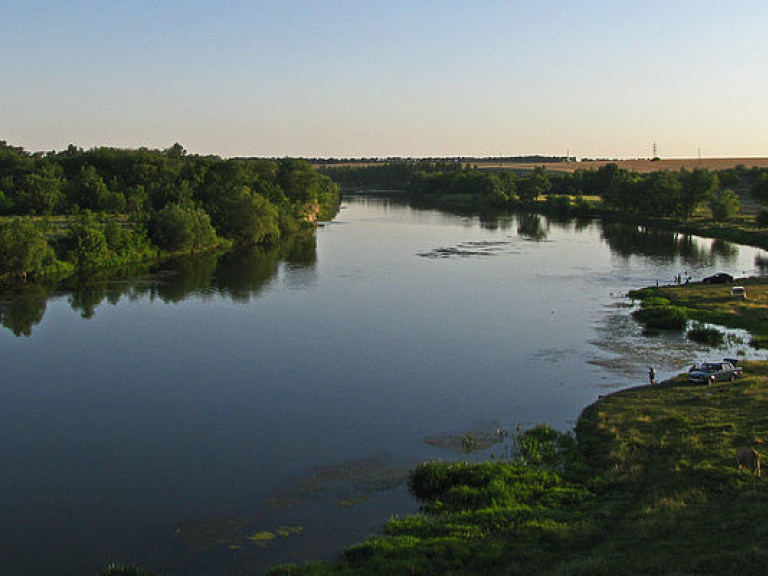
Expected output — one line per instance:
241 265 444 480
3 1 767 159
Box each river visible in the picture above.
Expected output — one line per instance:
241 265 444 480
1 194 766 575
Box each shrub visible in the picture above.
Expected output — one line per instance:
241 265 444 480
632 305 688 331
687 324 725 346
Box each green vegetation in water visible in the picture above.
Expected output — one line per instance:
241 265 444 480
631 296 689 332
172 516 304 553
423 421 510 454
267 453 409 510
687 323 725 346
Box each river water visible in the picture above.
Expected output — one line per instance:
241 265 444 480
1 195 766 575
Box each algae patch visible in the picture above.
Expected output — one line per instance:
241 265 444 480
417 240 516 259
173 517 303 552
425 420 509 454
267 453 409 510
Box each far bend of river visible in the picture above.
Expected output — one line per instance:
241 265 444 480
2 195 768 575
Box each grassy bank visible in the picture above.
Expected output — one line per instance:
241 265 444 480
630 277 768 348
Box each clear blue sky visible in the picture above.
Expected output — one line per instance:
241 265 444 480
2 0 767 158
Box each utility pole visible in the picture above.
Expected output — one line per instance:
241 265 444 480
652 142 658 159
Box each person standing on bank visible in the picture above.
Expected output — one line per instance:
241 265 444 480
648 366 656 385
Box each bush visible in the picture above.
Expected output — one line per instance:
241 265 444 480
687 324 725 346
632 305 688 331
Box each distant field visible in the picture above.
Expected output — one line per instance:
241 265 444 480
318 157 768 174
478 157 768 174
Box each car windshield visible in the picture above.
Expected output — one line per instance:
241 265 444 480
701 363 720 372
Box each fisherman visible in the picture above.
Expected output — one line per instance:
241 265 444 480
648 366 656 385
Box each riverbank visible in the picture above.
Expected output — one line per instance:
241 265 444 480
260 279 768 575
261 361 768 575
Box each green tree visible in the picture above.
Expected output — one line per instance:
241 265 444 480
709 188 740 221
211 186 280 245
0 218 54 278
680 168 718 218
517 167 551 202
19 163 65 214
67 212 109 275
68 165 125 212
751 172 768 205
149 202 218 252
641 170 683 216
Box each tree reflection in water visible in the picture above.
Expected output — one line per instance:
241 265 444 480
0 233 318 336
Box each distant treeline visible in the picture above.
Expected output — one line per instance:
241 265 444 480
0 141 339 280
314 155 569 166
323 160 768 222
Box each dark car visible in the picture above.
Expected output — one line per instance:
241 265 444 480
702 273 734 284
688 361 743 384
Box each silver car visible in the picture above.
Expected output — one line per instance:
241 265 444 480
688 361 742 384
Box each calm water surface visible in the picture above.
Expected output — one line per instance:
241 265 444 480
2 196 767 575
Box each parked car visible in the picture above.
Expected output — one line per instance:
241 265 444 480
688 360 743 384
702 273 734 284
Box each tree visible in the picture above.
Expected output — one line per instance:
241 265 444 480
19 163 65 214
517 167 551 202
751 173 768 205
709 189 740 221
641 170 683 216
277 158 323 205
210 186 280 245
149 202 218 252
67 212 109 275
0 218 54 277
680 168 718 218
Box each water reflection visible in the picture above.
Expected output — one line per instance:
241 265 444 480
598 220 739 266
757 253 768 273
517 212 548 241
0 233 317 336
0 282 51 336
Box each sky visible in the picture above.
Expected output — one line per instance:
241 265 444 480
2 0 767 159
